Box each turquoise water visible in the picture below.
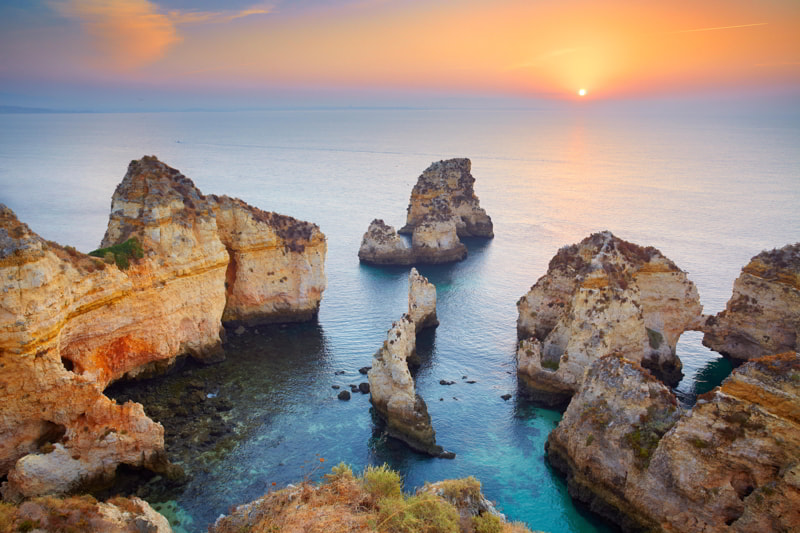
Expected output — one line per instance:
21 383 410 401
1 105 798 532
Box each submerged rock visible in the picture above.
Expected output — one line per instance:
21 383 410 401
368 272 452 458
516 231 702 405
701 242 800 362
399 158 493 238
548 351 800 532
0 156 327 500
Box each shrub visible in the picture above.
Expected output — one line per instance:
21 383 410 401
88 238 144 270
376 493 459 533
473 512 504 533
325 462 354 482
362 464 403 500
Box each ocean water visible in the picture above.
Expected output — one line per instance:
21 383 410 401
1 105 798 532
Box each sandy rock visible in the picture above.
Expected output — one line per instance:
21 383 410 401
701 242 799 362
411 217 468 264
548 351 800 532
408 268 438 330
0 156 326 499
368 275 451 458
399 158 493 238
358 219 414 265
516 231 702 404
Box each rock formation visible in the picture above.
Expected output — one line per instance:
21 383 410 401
408 268 438 330
357 219 414 265
358 217 466 265
702 242 799 362
368 270 452 457
399 158 493 238
0 156 326 500
516 231 702 405
358 158 491 266
0 495 171 532
547 351 800 532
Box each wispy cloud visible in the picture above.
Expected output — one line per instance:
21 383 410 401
667 22 768 35
49 0 272 70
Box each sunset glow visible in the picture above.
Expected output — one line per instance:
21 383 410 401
1 0 798 108
578 89 587 97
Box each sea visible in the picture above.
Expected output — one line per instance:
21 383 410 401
1 103 798 532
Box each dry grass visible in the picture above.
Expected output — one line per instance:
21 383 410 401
211 464 538 533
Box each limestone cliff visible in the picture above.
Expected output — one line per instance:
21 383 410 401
516 231 702 405
0 156 326 500
368 270 451 457
104 157 327 325
399 158 493 238
702 242 799 362
547 351 800 532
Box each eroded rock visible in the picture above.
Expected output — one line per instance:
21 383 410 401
399 158 493 238
516 231 702 405
548 351 800 532
701 242 799 362
357 219 414 265
368 272 451 458
0 156 327 500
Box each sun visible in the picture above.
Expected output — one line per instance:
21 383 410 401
578 88 587 96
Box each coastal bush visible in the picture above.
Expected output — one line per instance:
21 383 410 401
363 463 403 500
473 513 504 533
375 493 459 533
89 237 144 270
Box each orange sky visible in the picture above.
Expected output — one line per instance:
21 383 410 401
2 0 799 102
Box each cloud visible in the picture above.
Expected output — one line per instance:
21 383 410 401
168 4 272 25
667 22 768 35
51 0 180 69
49 0 272 71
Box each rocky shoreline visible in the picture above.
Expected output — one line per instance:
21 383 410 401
0 156 327 502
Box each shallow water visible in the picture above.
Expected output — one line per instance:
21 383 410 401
1 105 798 532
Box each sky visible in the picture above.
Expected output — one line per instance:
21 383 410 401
1 0 799 110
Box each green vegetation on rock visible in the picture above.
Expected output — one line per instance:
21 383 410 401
89 238 144 270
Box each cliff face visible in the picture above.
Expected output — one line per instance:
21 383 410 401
368 270 451 458
358 219 414 265
548 351 800 533
104 157 327 326
516 232 702 404
0 156 327 500
399 158 493 238
702 243 799 362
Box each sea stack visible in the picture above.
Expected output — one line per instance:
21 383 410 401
399 158 493 238
547 351 800 532
368 269 452 458
516 231 703 406
358 158 491 266
701 242 799 362
0 156 327 500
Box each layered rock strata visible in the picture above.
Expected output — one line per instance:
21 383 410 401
547 351 800 533
0 156 326 500
359 158 491 266
702 242 799 362
399 158 493 238
516 231 702 405
368 270 452 457
358 218 466 265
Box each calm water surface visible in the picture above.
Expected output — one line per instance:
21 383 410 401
1 106 798 532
